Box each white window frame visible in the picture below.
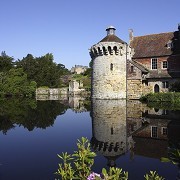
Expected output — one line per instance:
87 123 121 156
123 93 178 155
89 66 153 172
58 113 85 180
151 58 158 70
162 61 168 69
151 126 158 138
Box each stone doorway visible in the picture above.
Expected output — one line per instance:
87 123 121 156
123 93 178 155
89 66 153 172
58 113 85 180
154 84 159 93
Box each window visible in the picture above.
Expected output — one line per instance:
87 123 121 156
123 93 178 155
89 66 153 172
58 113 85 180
131 66 134 73
162 61 168 69
161 127 168 135
111 127 113 135
162 81 169 88
167 41 173 49
151 126 158 138
151 58 157 69
110 63 113 71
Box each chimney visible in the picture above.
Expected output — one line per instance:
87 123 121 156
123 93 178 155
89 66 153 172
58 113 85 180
129 29 133 41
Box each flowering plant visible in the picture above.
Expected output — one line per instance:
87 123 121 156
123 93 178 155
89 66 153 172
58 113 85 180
55 137 164 180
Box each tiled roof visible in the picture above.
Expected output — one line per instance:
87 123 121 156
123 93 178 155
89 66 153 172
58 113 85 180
131 31 180 58
99 34 125 44
147 71 180 79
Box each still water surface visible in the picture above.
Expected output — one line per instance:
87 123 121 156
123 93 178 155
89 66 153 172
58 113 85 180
0 97 179 180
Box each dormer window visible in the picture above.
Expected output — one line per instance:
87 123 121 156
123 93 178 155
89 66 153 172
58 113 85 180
167 40 173 49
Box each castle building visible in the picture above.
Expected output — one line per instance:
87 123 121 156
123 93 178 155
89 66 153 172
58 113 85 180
127 24 180 99
90 24 180 99
89 26 132 99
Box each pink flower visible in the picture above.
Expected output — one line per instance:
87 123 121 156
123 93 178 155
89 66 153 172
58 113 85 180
87 172 101 180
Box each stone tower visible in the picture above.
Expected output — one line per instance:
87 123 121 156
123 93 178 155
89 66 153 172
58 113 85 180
90 26 131 99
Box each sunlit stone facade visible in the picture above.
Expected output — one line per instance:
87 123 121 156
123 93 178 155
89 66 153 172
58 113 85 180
90 26 132 99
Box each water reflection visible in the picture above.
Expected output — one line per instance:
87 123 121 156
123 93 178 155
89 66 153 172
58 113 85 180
0 98 68 134
91 99 133 166
69 96 90 113
90 99 180 178
0 96 179 179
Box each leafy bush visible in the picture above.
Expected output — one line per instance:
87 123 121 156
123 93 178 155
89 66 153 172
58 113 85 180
140 92 180 103
144 171 164 180
55 137 96 179
55 137 164 180
0 68 37 97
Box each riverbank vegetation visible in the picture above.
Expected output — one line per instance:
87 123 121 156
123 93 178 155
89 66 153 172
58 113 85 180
140 92 180 110
55 137 165 180
140 92 180 103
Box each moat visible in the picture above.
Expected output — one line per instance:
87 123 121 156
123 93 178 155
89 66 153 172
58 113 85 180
0 97 179 180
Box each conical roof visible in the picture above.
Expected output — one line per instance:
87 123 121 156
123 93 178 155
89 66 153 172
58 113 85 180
99 34 125 43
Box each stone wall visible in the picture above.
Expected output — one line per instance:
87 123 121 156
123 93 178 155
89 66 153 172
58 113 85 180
90 42 130 99
36 87 68 95
127 79 142 99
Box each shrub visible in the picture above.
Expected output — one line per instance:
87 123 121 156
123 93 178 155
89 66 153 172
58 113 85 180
55 137 164 180
140 92 180 103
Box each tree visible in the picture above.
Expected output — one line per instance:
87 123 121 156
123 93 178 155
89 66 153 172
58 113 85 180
1 68 36 97
0 51 14 72
16 53 70 88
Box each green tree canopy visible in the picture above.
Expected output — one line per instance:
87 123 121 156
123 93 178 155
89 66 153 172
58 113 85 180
16 53 70 88
0 51 14 72
0 68 36 97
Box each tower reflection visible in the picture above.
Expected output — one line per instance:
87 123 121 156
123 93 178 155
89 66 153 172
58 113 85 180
91 99 134 166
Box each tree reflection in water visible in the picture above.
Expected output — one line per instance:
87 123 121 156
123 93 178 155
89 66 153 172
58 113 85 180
0 98 68 134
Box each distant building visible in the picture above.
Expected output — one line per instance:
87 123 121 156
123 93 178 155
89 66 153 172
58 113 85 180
70 65 88 74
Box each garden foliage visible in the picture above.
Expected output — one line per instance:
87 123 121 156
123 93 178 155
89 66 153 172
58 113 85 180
55 137 164 180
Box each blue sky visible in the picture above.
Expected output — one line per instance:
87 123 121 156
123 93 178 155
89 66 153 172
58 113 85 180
1 0 179 69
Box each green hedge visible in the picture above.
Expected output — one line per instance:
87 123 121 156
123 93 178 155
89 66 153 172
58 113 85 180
140 92 180 103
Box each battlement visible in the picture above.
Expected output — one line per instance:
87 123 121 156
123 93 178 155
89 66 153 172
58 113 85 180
90 42 127 59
